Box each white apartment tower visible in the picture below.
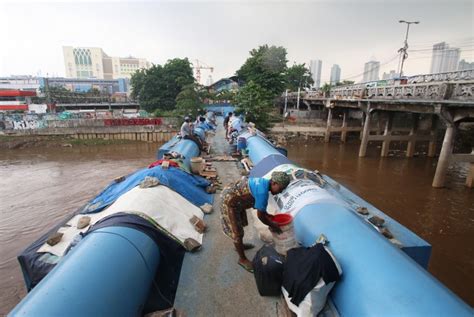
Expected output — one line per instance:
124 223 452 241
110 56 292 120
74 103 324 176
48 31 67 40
330 64 341 85
63 46 150 79
309 59 322 88
362 60 380 82
458 59 474 71
430 42 460 73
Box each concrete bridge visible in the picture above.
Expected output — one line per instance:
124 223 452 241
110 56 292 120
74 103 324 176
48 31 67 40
280 70 474 188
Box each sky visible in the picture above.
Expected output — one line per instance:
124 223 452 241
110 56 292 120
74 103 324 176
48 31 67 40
0 0 473 84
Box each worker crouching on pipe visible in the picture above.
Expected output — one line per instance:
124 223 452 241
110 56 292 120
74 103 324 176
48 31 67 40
180 116 203 151
220 172 291 272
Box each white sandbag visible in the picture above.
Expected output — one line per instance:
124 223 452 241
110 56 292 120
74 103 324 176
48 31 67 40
103 185 204 244
37 226 88 257
40 185 204 256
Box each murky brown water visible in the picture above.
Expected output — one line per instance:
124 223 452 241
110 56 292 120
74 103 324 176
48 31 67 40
0 143 159 314
0 140 472 314
286 140 474 306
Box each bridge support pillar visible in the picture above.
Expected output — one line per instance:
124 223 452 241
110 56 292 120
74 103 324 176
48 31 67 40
381 113 393 157
432 124 456 188
467 164 474 188
406 114 420 158
324 108 333 143
428 115 438 158
359 109 372 157
341 110 348 143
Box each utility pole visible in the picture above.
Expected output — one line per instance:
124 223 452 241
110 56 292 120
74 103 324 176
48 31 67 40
296 86 301 111
284 89 288 116
398 20 419 77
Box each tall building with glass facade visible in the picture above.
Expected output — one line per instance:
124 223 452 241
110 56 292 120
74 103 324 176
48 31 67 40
330 64 341 85
309 59 322 88
362 60 380 82
430 42 460 73
63 46 150 79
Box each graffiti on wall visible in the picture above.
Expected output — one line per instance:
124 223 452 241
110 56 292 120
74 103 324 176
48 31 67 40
0 112 163 131
12 120 46 130
104 118 162 126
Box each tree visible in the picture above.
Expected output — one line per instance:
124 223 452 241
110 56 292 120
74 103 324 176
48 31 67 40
335 80 355 86
236 45 288 97
130 58 194 112
321 83 332 97
285 63 314 91
175 83 204 117
234 81 275 131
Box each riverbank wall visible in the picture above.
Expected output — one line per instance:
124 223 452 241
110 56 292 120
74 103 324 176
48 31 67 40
0 116 180 143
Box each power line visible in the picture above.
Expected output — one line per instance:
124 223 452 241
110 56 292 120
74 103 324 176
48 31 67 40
408 44 474 53
339 55 400 82
409 36 474 48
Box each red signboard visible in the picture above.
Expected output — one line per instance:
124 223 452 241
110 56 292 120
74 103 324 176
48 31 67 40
103 118 163 126
0 104 29 110
0 90 37 97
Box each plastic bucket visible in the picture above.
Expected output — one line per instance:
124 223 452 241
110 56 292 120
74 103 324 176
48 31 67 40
272 213 298 255
190 157 203 174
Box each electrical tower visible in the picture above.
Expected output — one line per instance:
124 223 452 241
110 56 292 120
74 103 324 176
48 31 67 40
193 59 214 84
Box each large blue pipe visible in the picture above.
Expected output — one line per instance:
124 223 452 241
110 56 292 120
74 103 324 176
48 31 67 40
157 122 216 169
246 134 284 165
9 227 160 317
295 202 472 316
244 132 472 315
157 137 200 169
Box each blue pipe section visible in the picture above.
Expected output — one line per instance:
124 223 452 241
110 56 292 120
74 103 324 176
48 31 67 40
243 132 472 315
170 138 199 168
246 135 285 166
294 203 472 316
321 174 432 268
9 227 160 317
157 137 200 169
157 121 217 169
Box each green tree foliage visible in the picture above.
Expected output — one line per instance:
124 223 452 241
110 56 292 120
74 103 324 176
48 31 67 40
130 58 194 112
321 83 332 97
36 86 110 104
234 81 275 131
236 45 288 97
175 83 204 117
335 80 355 86
285 63 314 91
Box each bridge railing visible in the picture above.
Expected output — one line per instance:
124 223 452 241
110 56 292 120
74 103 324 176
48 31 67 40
407 69 474 84
364 81 474 101
284 70 474 102
290 81 474 102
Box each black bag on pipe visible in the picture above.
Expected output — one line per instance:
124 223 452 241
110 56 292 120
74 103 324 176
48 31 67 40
252 245 285 296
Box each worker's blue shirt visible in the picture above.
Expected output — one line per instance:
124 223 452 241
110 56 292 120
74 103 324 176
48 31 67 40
248 177 270 212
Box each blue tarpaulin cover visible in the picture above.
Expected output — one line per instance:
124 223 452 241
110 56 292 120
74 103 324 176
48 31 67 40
81 165 213 214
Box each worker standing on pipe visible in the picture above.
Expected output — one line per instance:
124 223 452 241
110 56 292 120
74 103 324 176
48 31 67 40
220 171 291 272
224 112 232 140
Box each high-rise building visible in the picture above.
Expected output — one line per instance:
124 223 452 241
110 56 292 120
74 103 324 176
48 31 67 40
362 60 380 82
430 42 460 73
205 75 214 86
382 70 400 80
63 46 150 80
458 59 474 71
330 64 341 85
309 59 322 88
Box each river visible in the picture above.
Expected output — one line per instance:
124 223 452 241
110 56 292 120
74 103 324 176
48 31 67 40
0 141 472 314
0 143 159 314
286 140 473 306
